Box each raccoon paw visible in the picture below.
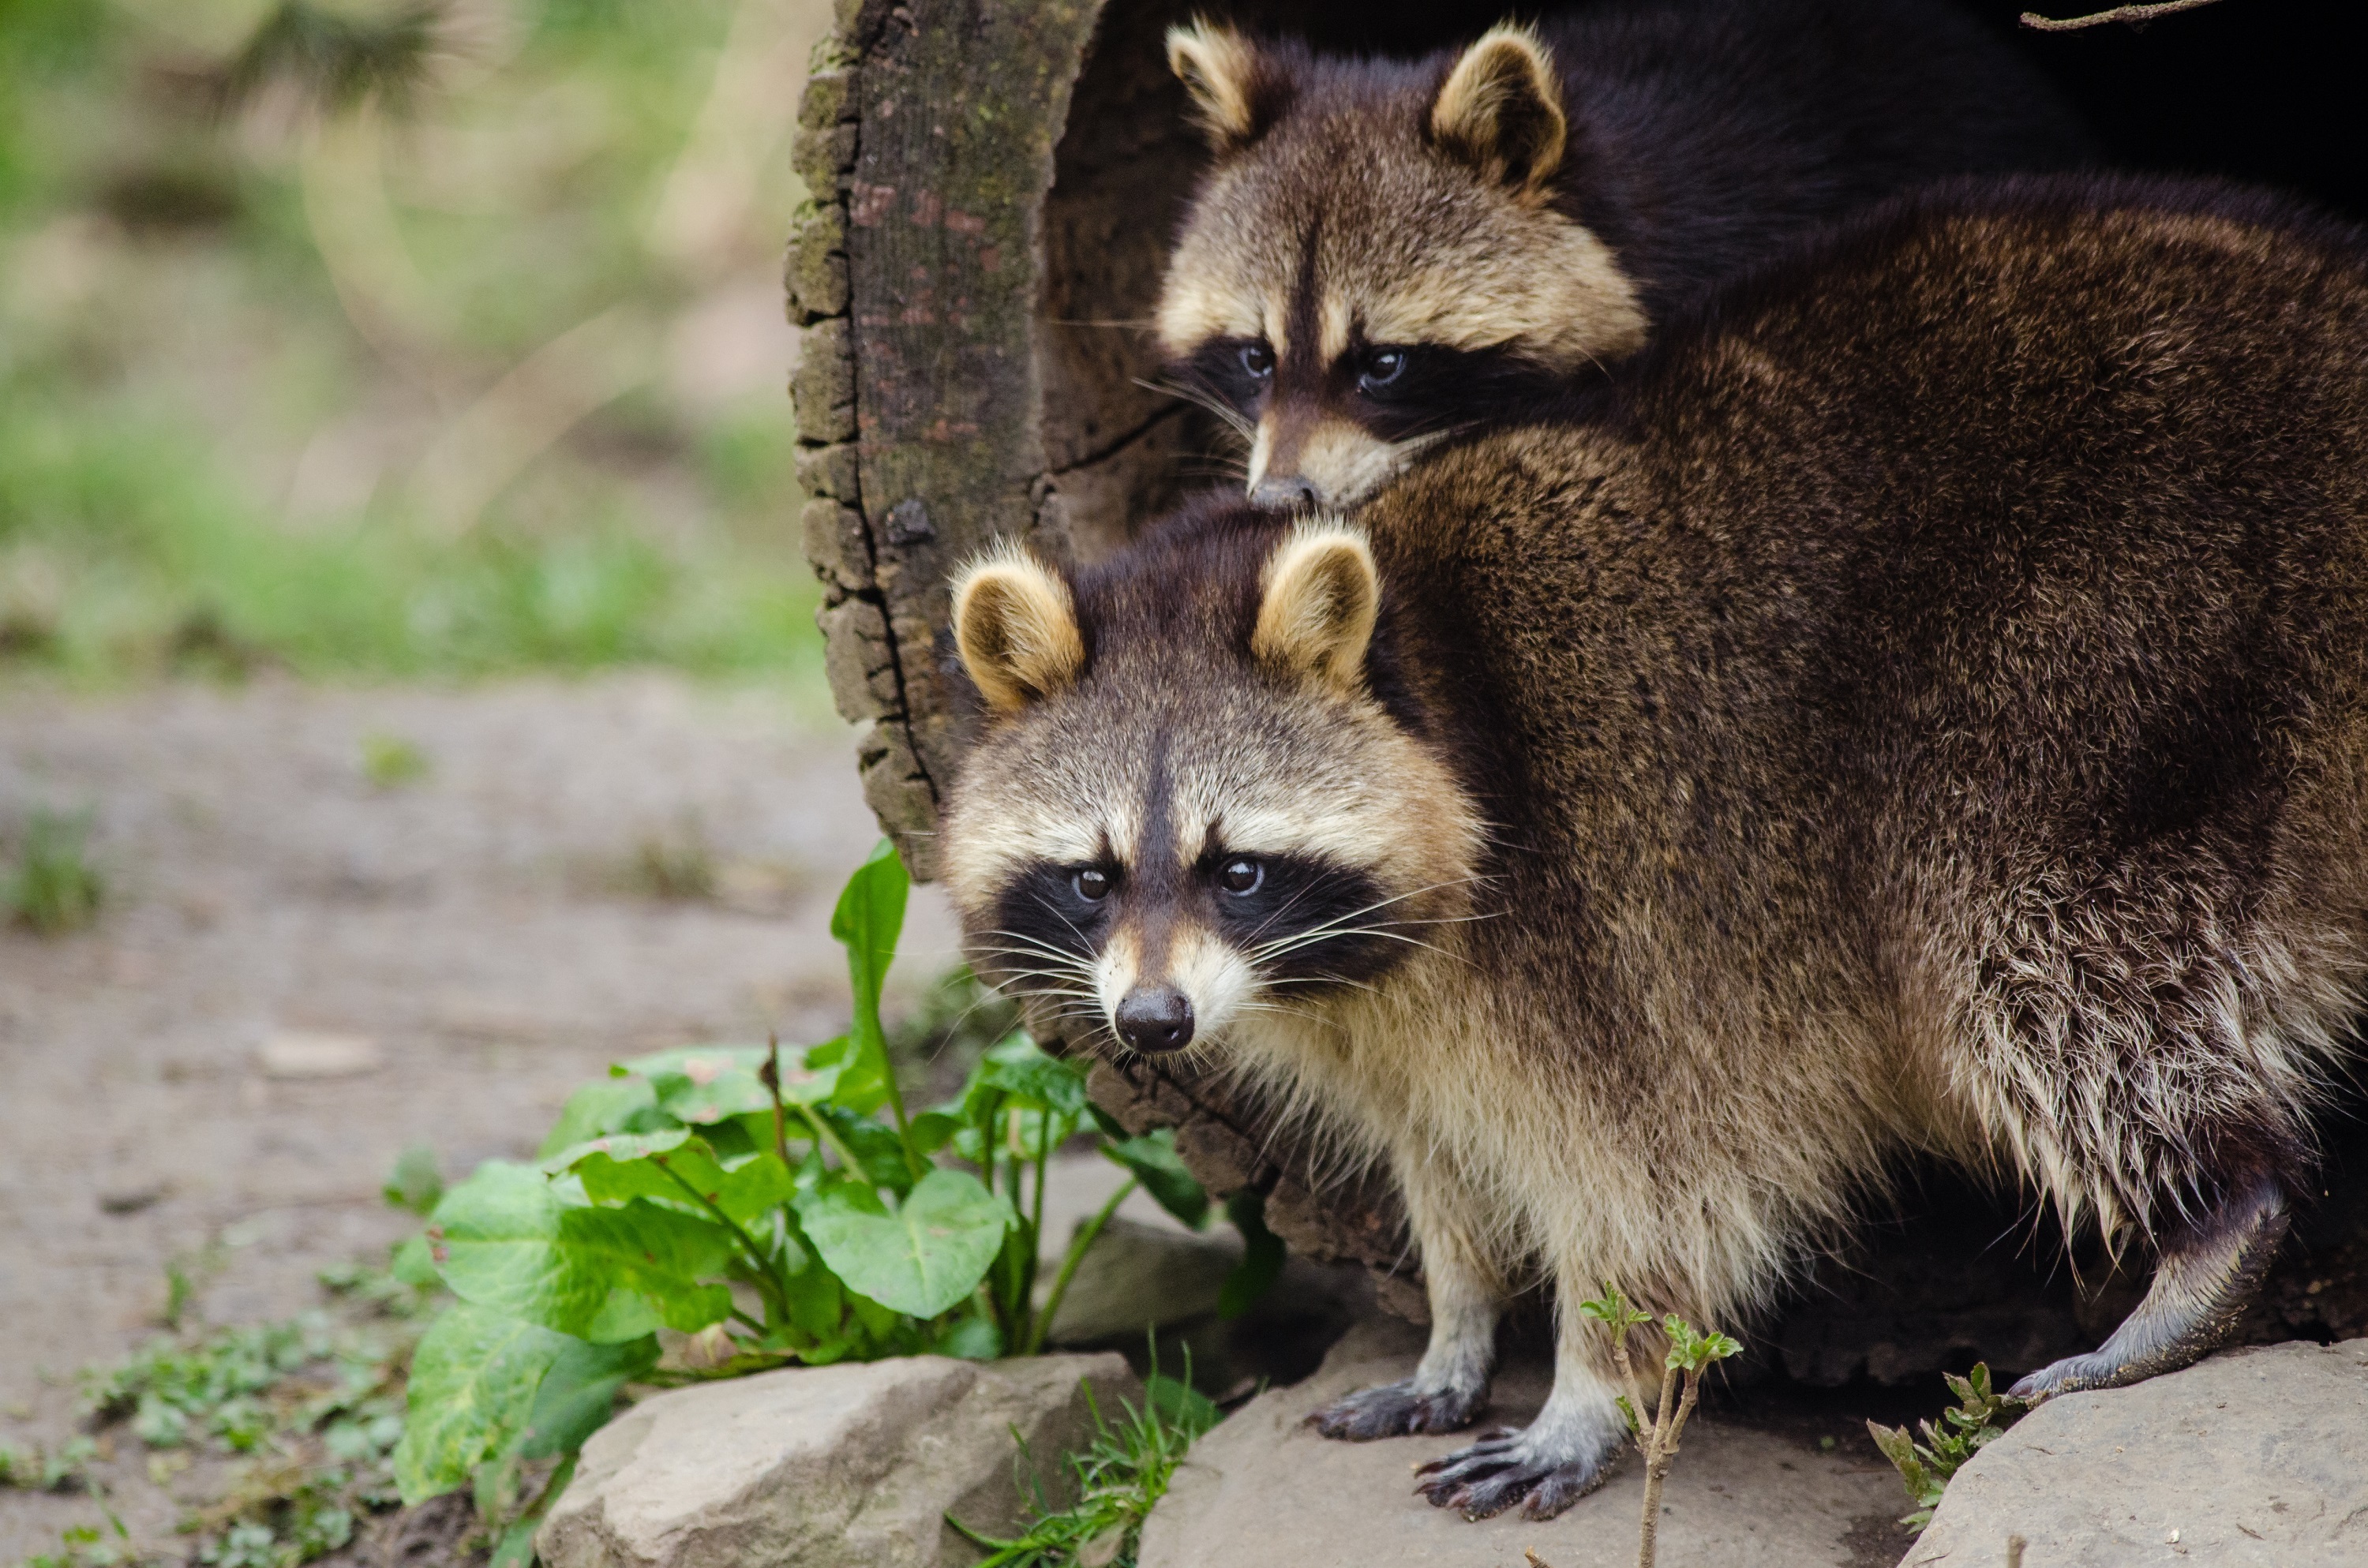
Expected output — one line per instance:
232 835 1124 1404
1413 1424 1620 1521
1306 1379 1485 1441
2006 1350 2134 1403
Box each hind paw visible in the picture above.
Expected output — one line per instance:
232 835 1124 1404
1413 1424 1621 1521
2008 1350 2131 1403
1307 1379 1485 1441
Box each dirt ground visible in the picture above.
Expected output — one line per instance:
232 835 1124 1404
0 674 964 1562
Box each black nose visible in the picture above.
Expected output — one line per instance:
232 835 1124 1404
1115 985 1195 1053
1251 474 1317 511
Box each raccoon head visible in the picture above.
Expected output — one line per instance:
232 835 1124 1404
1157 21 1646 511
939 509 1481 1063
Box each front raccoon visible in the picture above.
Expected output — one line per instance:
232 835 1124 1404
946 176 2368 1520
1158 0 2090 509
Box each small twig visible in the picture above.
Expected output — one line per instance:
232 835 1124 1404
2006 1536 2028 1568
2020 0 2225 30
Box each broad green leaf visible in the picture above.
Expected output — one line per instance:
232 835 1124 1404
616 1046 777 1125
538 1079 661 1158
807 1032 888 1117
831 841 907 1091
519 1336 658 1459
383 1145 444 1217
796 1169 1010 1318
393 1304 571 1504
1101 1130 1209 1230
929 1315 1003 1362
541 1128 692 1174
431 1163 734 1342
906 1112 959 1157
1217 1190 1284 1319
573 1141 792 1227
815 1104 920 1195
976 1035 1088 1117
391 1233 440 1288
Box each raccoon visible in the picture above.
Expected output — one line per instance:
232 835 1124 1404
1158 0 2092 510
944 175 2368 1519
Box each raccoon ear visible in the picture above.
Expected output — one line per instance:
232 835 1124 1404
1253 523 1380 695
1168 21 1290 155
952 546 1085 713
1429 24 1565 202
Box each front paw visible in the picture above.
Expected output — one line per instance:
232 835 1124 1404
1307 1378 1485 1440
1414 1421 1621 1521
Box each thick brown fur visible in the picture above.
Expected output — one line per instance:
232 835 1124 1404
946 174 2368 1517
1159 0 2093 508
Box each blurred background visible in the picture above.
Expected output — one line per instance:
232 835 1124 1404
0 0 828 684
0 10 936 1561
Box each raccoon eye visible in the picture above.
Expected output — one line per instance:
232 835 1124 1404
1217 857 1264 896
1238 342 1275 380
1073 867 1112 902
1358 348 1407 392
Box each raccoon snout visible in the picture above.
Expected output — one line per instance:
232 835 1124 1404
1115 984 1196 1053
1251 473 1318 511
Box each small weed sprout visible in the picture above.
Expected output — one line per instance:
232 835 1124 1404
1867 1363 2021 1531
5 806 104 934
1576 1285 1742 1568
358 734 430 789
627 817 718 901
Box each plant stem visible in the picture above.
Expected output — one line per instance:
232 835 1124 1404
797 1101 867 1179
654 1158 789 1319
764 1034 793 1169
1027 1174 1137 1355
1024 1104 1052 1330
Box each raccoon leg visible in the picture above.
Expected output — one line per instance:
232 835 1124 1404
1310 1160 1501 1439
1412 1300 1628 1521
2007 1173 2289 1402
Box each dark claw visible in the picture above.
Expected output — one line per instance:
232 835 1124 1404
1413 1431 1617 1521
1307 1379 1485 1441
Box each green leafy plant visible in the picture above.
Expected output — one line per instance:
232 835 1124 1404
24 1259 441 1568
948 1364 1221 1568
1576 1285 1743 1568
0 1435 96 1492
1867 1363 2021 1532
5 806 103 934
394 841 1222 1547
359 735 430 790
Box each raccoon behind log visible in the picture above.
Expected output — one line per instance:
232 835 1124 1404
943 176 2368 1520
1159 0 2092 510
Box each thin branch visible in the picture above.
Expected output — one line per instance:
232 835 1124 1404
2020 0 2225 30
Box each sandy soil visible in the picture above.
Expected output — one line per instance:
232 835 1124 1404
0 675 963 1561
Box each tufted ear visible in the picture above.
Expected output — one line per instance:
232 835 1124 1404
952 545 1085 713
1253 522 1379 694
1429 24 1565 204
1167 20 1291 155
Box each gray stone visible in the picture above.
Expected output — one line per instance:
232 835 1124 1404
538 1353 1137 1568
1046 1217 1242 1345
1909 1338 2368 1566
1140 1318 1905 1568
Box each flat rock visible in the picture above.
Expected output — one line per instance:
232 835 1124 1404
1910 1338 2368 1566
1141 1318 1904 1568
538 1353 1137 1568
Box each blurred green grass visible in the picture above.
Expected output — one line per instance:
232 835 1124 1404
0 0 832 684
